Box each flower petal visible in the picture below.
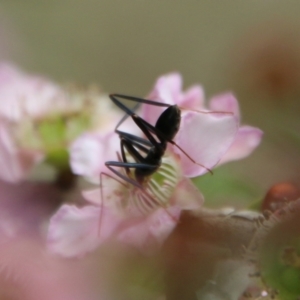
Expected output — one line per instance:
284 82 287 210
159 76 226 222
48 205 100 257
48 204 128 257
0 124 23 182
147 206 181 247
218 126 263 165
173 178 204 210
175 111 238 177
0 238 95 300
181 85 205 109
70 132 121 183
82 188 102 206
0 123 43 182
148 72 182 104
209 93 240 119
118 206 180 255
143 73 182 125
83 179 126 208
0 63 65 121
69 133 105 180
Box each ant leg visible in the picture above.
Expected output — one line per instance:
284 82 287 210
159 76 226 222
109 94 142 118
117 133 152 175
168 140 213 174
103 163 178 225
105 161 158 189
119 138 130 175
105 162 162 208
114 102 140 131
98 171 129 236
118 137 151 175
100 169 172 223
131 115 214 174
99 172 104 237
120 138 147 164
111 94 213 173
109 94 171 144
110 94 167 147
116 130 152 148
128 114 162 147
110 94 171 112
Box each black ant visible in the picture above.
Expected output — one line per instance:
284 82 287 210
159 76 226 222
98 94 217 218
105 94 213 187
98 93 232 233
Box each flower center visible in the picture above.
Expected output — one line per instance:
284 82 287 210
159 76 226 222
124 153 182 215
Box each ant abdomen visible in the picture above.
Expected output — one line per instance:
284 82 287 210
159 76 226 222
155 105 181 142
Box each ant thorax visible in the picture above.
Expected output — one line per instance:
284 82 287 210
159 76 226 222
116 152 182 215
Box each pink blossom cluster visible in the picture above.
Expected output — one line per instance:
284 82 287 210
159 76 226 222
0 63 263 298
0 63 66 182
0 64 263 259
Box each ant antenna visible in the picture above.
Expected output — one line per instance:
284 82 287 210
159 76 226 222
98 151 127 237
169 140 213 175
98 172 104 237
178 106 234 116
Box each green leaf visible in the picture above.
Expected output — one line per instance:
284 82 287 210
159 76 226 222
193 167 263 208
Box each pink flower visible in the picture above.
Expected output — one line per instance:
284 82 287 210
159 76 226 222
208 92 263 164
49 152 204 257
48 73 262 258
0 63 66 182
48 203 181 258
0 123 43 182
0 63 118 183
70 118 139 183
0 63 67 122
143 73 263 177
69 132 118 184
